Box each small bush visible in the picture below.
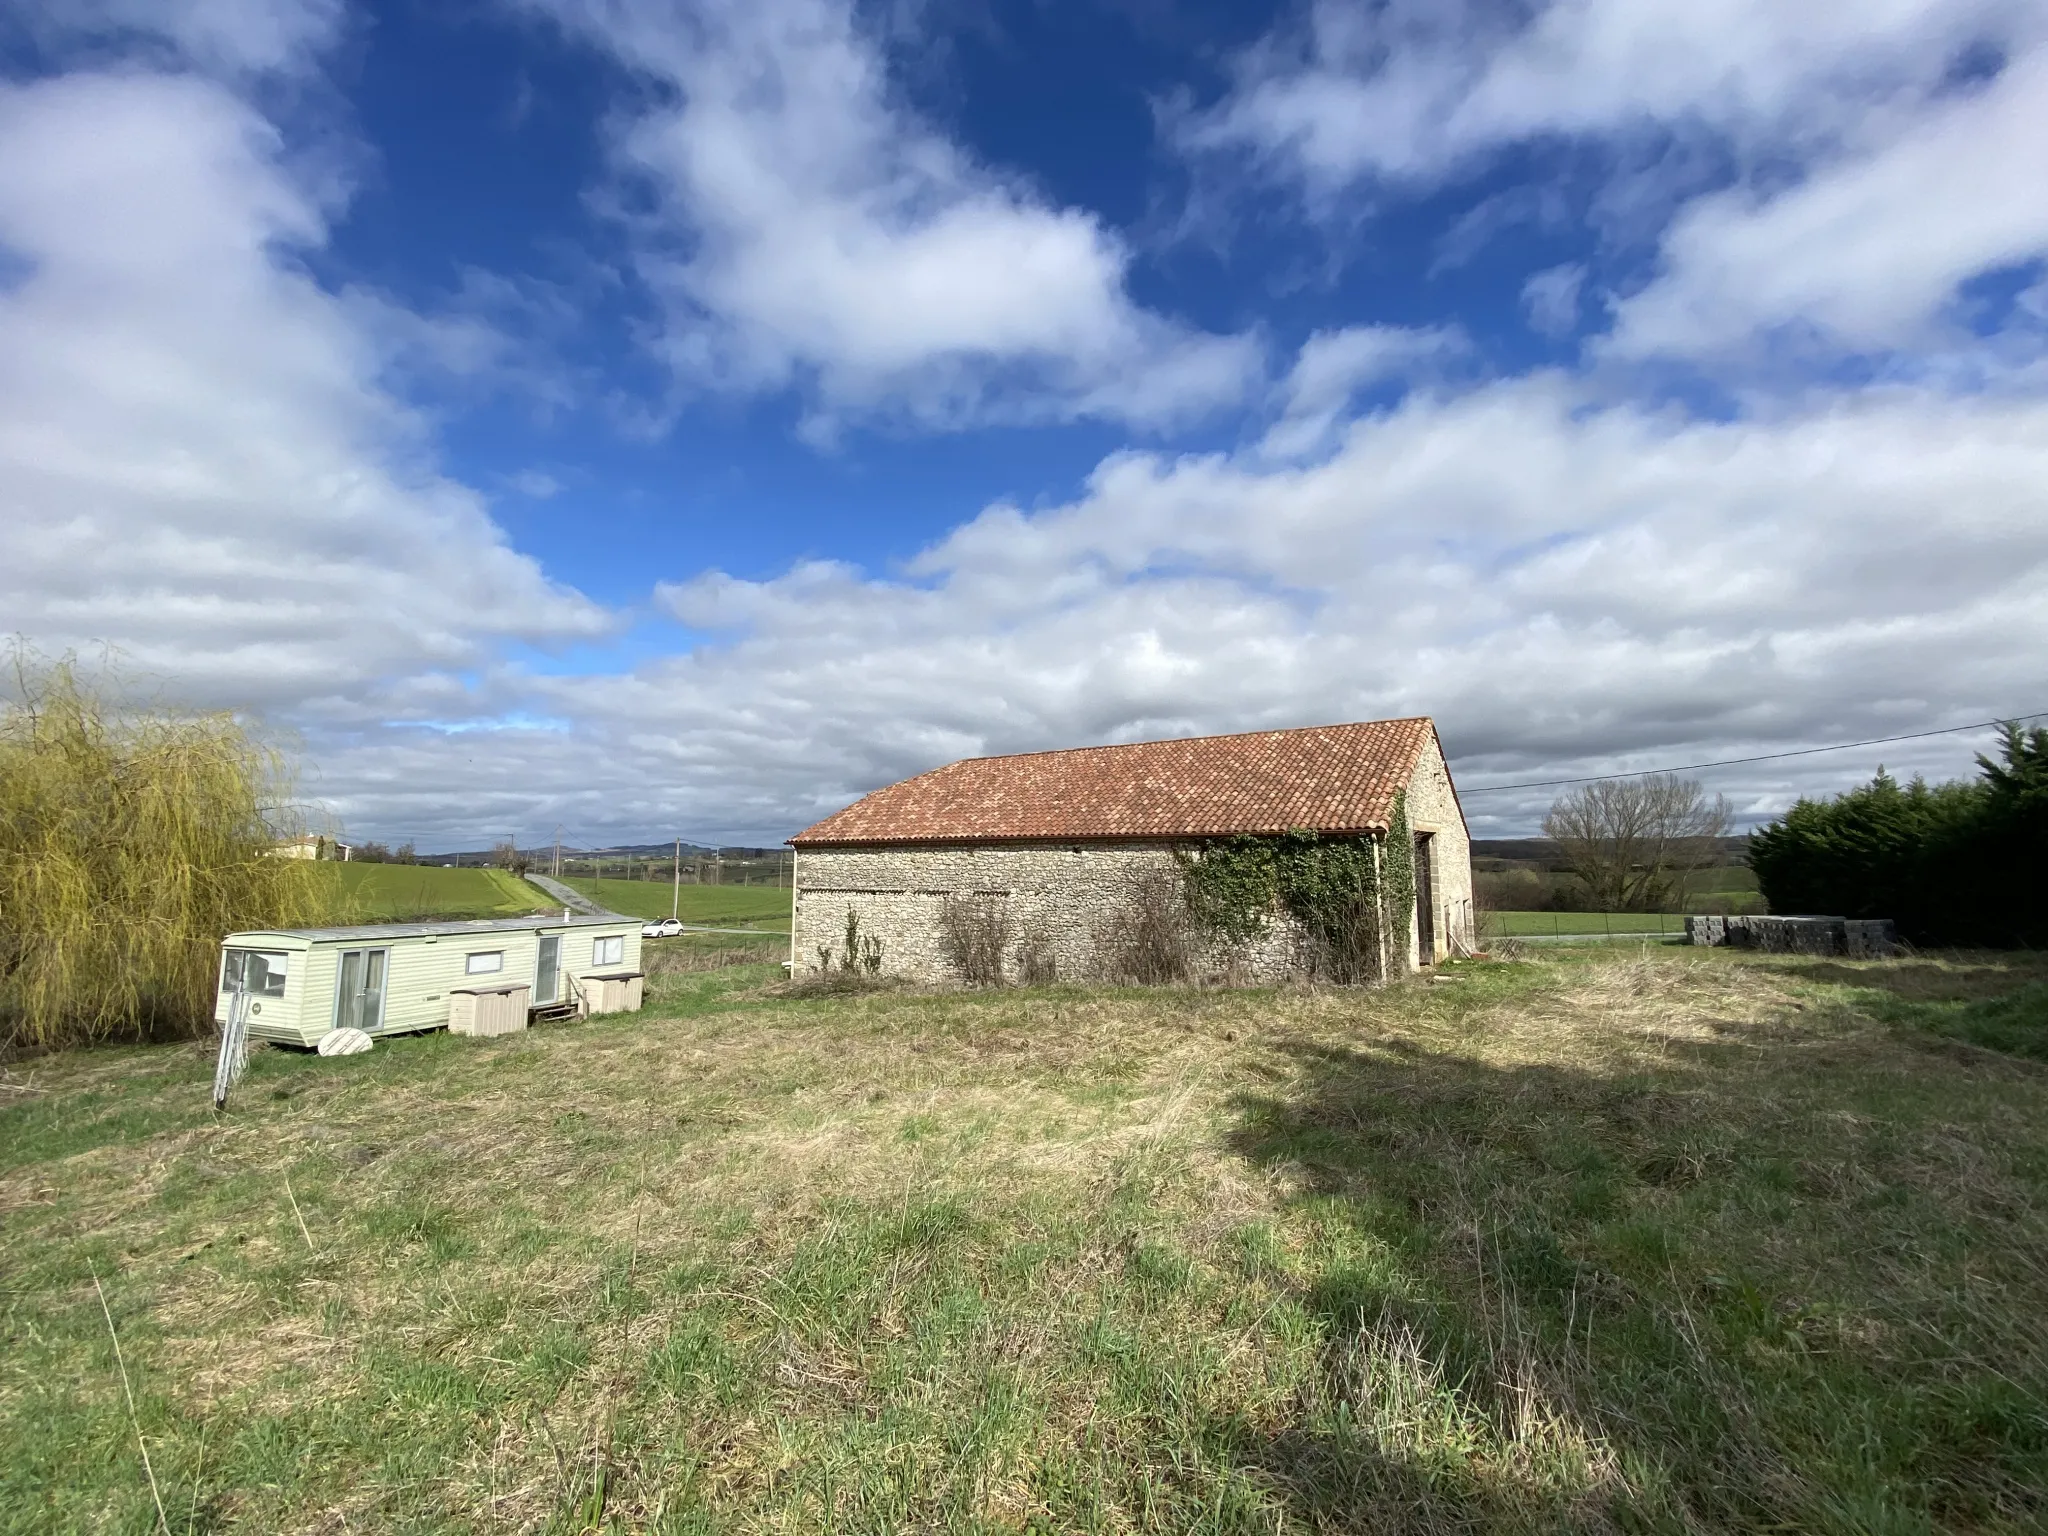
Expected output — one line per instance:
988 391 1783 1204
816 909 883 975
1015 923 1057 986
1295 887 1387 985
939 895 1014 987
1096 865 1194 984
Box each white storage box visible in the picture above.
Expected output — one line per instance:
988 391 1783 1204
449 982 531 1037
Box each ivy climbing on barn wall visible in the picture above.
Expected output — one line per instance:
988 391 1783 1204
1381 789 1414 972
1177 791 1416 983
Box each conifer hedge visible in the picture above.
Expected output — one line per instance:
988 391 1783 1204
1748 724 2048 947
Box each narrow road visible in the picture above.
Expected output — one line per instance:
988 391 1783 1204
527 873 614 916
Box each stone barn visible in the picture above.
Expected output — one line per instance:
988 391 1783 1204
788 717 1472 984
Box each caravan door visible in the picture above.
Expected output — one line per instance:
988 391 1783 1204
534 935 561 1005
335 948 388 1033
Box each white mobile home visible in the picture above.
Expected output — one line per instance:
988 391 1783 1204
214 915 644 1048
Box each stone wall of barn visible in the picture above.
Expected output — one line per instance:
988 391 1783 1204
1405 734 1476 963
790 841 1308 986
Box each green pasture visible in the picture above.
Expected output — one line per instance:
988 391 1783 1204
1686 864 1760 894
559 875 792 930
1683 866 1765 911
317 863 550 922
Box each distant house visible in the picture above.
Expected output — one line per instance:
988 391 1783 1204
788 717 1472 984
270 835 347 861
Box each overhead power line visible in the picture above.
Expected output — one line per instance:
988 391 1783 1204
1458 710 2048 796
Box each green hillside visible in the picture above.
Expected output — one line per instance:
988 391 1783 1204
318 863 551 921
559 876 791 929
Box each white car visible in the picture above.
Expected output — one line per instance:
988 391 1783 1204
641 917 685 938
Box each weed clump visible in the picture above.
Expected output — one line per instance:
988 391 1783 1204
939 895 1014 987
1096 865 1195 984
1015 922 1057 986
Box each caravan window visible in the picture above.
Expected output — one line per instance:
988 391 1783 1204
223 949 289 998
593 934 624 967
466 951 505 975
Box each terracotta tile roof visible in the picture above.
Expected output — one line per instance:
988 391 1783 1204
791 717 1439 846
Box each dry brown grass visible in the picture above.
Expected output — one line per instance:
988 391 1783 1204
642 935 787 974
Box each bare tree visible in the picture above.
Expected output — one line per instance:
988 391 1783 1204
491 839 531 877
1543 774 1729 912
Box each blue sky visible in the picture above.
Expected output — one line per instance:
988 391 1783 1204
3 0 2046 849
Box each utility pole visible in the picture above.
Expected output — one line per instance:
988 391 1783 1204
553 824 561 879
672 837 680 921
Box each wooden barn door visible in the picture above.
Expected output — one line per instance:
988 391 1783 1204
1413 834 1435 966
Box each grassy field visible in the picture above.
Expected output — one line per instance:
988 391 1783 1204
318 863 551 922
1686 865 1760 895
559 876 792 930
4 948 2046 1532
1683 866 1765 914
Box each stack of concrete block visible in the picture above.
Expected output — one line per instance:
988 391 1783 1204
1685 915 1898 958
1843 920 1900 959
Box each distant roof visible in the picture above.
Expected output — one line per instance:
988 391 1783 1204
223 914 634 944
791 717 1442 847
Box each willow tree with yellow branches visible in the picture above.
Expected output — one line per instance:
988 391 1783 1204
0 649 337 1050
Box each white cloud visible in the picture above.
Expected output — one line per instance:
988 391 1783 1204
1184 0 2030 194
0 70 610 716
526 0 1259 432
1186 1 2048 370
6 0 2040 854
10 0 346 77
1607 48 2048 360
1522 264 1586 337
293 373 2048 846
508 469 563 499
343 267 587 415
1261 324 1468 456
